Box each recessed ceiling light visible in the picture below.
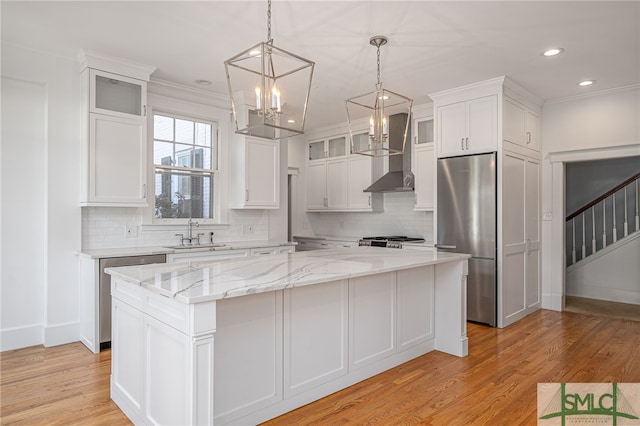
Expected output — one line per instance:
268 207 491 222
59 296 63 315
543 48 564 57
195 79 212 86
249 50 261 57
578 80 595 87
287 119 296 123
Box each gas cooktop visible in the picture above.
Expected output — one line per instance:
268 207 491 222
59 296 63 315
359 236 425 248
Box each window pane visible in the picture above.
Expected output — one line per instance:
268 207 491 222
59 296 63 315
154 171 213 219
175 119 193 143
197 147 211 169
154 141 174 166
175 145 194 168
154 115 174 141
195 122 212 147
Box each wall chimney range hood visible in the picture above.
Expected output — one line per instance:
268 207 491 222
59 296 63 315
363 113 414 193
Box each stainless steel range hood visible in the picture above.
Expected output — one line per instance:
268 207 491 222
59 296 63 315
363 113 414 193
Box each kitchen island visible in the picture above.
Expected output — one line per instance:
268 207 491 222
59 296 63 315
106 247 470 425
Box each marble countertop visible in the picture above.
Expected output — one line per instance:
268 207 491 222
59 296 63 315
78 241 296 259
106 247 470 304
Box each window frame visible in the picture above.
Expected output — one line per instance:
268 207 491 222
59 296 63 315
150 109 219 225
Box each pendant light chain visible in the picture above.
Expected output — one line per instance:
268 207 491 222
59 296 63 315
376 43 382 89
267 0 272 44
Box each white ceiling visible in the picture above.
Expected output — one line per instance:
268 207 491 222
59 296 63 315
2 1 639 129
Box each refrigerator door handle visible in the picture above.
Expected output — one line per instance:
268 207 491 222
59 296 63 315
435 244 457 249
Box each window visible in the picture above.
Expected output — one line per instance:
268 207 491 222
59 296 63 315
153 113 217 220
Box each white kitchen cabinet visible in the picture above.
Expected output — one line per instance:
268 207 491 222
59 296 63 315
306 135 347 210
305 132 381 212
349 272 396 371
413 117 435 211
326 159 349 209
90 69 146 119
501 150 541 326
436 95 497 158
230 136 280 209
348 155 377 210
214 291 283 424
86 114 147 205
306 162 329 210
283 280 349 397
79 53 155 207
396 266 434 350
503 95 541 152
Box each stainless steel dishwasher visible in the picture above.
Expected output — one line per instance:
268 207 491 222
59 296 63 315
99 254 166 349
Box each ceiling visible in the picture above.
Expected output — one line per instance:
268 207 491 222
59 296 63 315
2 1 639 130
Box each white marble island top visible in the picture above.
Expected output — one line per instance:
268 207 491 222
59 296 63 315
106 247 470 304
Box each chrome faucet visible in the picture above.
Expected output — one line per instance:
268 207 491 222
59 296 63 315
175 219 200 246
187 219 199 241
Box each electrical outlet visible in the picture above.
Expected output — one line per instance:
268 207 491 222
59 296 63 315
125 224 138 237
243 224 254 234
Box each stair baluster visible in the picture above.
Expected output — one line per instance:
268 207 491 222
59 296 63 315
624 187 628 237
636 180 640 231
566 172 640 266
602 200 607 249
571 220 576 264
591 208 597 255
581 212 586 259
612 193 617 243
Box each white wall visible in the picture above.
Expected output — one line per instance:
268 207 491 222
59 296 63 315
566 233 640 304
1 44 82 350
541 85 640 311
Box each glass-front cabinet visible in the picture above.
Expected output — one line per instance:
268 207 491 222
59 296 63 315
308 136 348 161
90 69 146 120
414 117 435 211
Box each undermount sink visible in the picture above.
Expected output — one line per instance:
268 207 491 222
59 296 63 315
165 243 227 250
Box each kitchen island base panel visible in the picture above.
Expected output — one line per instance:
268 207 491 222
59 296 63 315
109 254 468 425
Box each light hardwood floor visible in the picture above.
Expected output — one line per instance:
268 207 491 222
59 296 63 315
2 309 639 425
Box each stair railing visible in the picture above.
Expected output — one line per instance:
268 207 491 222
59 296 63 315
566 172 640 266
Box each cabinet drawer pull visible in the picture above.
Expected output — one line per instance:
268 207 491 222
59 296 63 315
465 137 469 150
526 131 531 144
461 138 464 150
245 189 249 202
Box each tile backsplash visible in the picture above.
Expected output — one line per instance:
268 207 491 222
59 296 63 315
82 207 269 250
306 192 434 241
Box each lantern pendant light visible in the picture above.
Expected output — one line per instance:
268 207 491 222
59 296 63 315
224 0 315 140
346 36 413 157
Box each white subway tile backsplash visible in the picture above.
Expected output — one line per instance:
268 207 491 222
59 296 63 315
82 206 269 250
306 192 433 241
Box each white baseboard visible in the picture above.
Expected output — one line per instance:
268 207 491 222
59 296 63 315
44 321 80 348
566 286 640 306
0 324 43 352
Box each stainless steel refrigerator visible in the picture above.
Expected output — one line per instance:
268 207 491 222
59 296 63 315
437 153 497 326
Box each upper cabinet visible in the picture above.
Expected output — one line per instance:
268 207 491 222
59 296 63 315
413 116 435 211
305 132 381 212
436 95 498 158
430 76 542 159
503 95 541 152
90 69 146 119
78 51 155 207
229 136 280 209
